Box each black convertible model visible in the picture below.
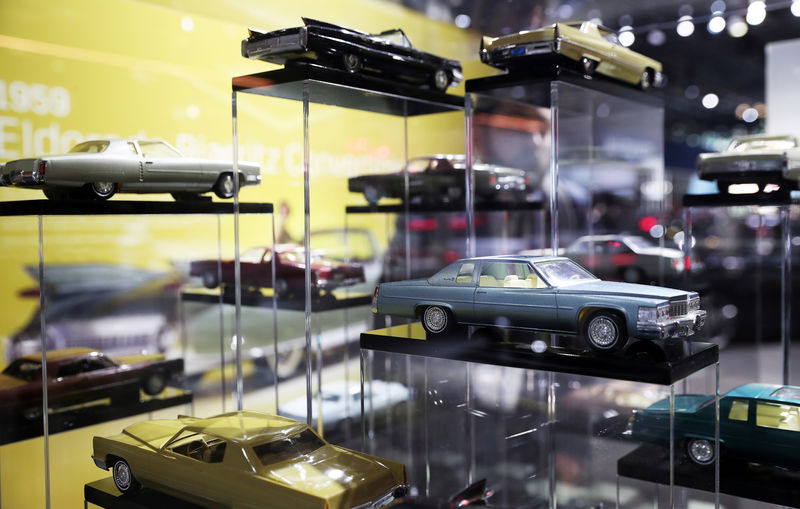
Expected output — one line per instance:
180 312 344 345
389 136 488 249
242 17 463 91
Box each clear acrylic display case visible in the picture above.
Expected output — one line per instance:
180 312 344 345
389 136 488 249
360 324 720 508
0 199 273 509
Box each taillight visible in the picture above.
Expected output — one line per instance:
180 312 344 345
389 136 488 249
373 286 379 300
489 173 496 185
38 160 46 179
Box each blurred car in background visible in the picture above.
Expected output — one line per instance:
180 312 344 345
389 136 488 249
697 134 800 193
348 155 529 206
480 21 664 89
242 17 462 91
0 139 260 200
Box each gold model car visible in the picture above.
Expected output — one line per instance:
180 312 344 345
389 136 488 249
92 411 408 509
480 21 664 89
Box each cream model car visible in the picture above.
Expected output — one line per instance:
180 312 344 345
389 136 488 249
480 21 664 89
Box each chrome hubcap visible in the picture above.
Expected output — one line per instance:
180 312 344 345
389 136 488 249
344 54 360 71
114 462 131 489
222 176 234 194
424 307 446 332
689 439 714 464
588 316 618 347
94 182 114 195
434 70 448 90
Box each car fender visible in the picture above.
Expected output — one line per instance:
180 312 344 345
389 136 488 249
575 303 629 331
413 301 455 319
682 432 724 447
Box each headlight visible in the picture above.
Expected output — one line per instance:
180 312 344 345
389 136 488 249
658 304 669 320
689 294 700 312
638 306 657 323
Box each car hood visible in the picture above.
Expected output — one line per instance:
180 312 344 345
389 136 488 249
111 353 165 366
261 445 400 506
632 246 684 259
0 373 30 390
640 394 713 414
556 280 686 299
698 150 786 162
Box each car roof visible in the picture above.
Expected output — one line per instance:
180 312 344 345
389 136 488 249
19 347 98 362
179 411 309 444
460 255 570 264
731 134 797 143
726 383 800 403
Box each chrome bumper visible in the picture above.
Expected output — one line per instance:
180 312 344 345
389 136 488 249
352 485 408 509
7 169 43 185
637 310 707 340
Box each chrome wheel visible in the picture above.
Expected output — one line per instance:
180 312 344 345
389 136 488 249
586 313 622 350
641 69 653 89
91 181 116 200
142 372 165 395
581 57 597 76
214 173 235 199
343 53 362 72
433 69 449 91
112 459 139 494
363 185 382 205
422 306 448 334
687 438 715 465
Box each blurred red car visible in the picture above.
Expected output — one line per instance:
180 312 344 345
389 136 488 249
189 244 365 298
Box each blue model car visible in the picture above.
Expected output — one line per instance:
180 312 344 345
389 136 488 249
631 383 800 468
371 255 706 352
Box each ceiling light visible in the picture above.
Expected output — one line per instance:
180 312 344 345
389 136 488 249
618 27 635 47
742 107 759 122
454 14 471 28
792 0 800 16
678 4 693 16
180 16 194 32
702 93 719 109
727 16 749 37
647 29 666 46
710 0 727 13
685 85 700 99
677 16 695 37
557 4 574 19
619 14 633 26
746 1 767 25
707 15 726 34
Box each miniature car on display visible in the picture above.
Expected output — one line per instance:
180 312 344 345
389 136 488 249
92 411 408 509
696 134 800 193
242 17 463 91
348 155 529 205
480 21 664 89
372 255 706 352
630 383 800 468
0 348 182 420
189 243 365 298
279 379 409 430
0 139 260 200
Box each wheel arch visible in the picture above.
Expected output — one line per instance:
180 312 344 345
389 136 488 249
414 302 455 319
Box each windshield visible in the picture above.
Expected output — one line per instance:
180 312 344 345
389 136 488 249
241 247 269 263
252 429 326 465
375 28 411 48
534 259 597 286
2 359 42 382
139 141 181 158
69 141 109 153
729 138 796 152
623 236 657 251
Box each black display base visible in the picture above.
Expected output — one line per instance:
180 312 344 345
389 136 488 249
683 191 794 208
618 443 800 507
181 289 371 311
465 65 663 108
85 478 207 509
360 323 717 385
345 199 543 214
0 200 272 216
0 388 191 446
233 62 463 116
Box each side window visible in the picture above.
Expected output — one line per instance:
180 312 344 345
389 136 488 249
168 432 227 463
728 399 749 421
480 262 536 288
456 263 475 284
56 361 84 378
756 402 800 431
126 142 138 156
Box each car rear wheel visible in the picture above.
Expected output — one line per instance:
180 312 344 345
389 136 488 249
112 458 141 494
421 305 451 334
89 181 117 200
581 57 598 76
363 185 383 205
686 438 715 465
201 271 219 288
214 173 236 199
583 311 627 352
343 53 362 72
640 68 654 89
142 372 166 396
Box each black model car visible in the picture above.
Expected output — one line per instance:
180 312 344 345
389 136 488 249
349 155 529 205
242 17 463 91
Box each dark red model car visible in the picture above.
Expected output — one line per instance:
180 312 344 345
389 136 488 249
189 243 365 298
0 348 183 420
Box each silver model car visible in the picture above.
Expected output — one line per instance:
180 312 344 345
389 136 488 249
372 255 706 352
697 134 800 193
0 139 261 200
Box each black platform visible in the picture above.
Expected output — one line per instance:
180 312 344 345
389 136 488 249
618 443 800 507
181 289 372 311
683 191 796 208
360 323 717 385
85 478 208 509
0 200 272 216
465 66 663 108
0 388 191 446
345 199 543 214
232 62 463 116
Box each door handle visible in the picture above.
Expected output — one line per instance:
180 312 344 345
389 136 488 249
145 160 154 164
476 290 487 294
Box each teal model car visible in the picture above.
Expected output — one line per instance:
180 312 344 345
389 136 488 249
630 383 800 469
371 255 706 352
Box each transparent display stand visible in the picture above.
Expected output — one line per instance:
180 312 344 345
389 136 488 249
360 324 719 508
0 199 272 509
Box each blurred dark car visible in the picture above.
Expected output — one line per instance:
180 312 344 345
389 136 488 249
243 17 462 91
0 348 183 420
349 155 529 205
392 480 491 508
189 243 365 298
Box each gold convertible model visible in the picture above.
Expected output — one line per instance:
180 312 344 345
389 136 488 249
92 411 408 509
481 21 664 89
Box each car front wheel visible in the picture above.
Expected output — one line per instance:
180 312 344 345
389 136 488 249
640 68 654 89
142 371 166 396
583 311 627 352
112 458 141 494
89 181 117 200
214 173 236 199
421 305 451 334
432 69 450 91
687 438 715 465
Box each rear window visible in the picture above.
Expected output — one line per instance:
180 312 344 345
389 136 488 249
772 387 800 401
2 359 42 381
252 429 325 465
69 141 109 153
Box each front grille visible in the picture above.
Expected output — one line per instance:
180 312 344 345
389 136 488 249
670 300 687 318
